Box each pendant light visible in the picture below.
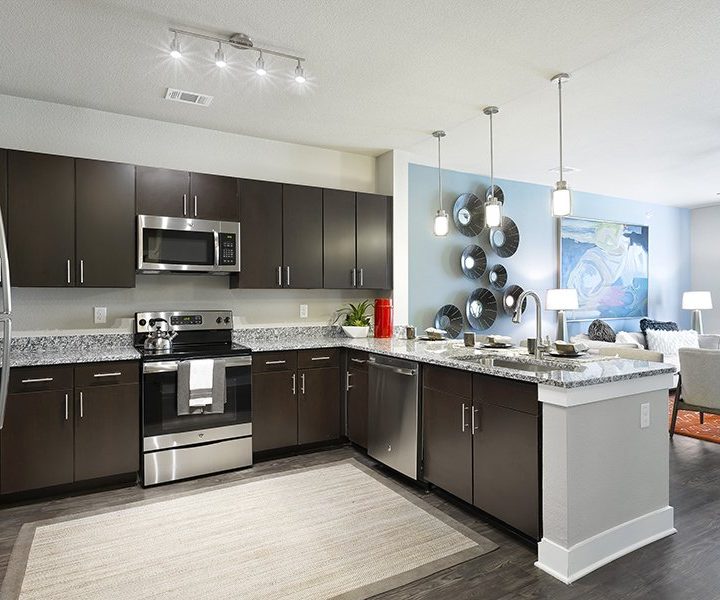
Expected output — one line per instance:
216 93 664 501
432 130 449 236
483 106 502 228
551 73 572 217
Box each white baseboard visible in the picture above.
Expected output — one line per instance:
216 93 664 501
535 506 676 584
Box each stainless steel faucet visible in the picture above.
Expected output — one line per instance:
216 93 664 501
512 290 543 358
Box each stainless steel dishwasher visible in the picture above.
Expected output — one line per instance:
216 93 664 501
367 354 420 480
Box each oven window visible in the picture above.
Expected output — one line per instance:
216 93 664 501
143 228 214 266
143 365 251 437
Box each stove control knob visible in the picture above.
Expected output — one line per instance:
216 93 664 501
224 317 231 324
216 317 222 324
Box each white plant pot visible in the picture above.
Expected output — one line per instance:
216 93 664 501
342 325 370 338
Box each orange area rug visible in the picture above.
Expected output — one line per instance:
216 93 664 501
668 394 720 444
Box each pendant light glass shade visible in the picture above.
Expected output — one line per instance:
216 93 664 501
432 130 448 236
485 197 502 227
482 106 502 227
552 181 572 217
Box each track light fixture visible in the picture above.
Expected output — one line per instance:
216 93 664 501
167 27 307 82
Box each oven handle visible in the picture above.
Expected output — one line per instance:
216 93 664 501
213 230 220 267
143 355 252 374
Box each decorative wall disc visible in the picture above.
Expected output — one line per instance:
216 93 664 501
434 304 463 339
489 216 520 258
487 264 508 290
466 288 497 331
460 245 487 279
502 284 528 316
453 193 485 237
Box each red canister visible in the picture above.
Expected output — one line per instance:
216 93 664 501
374 298 393 338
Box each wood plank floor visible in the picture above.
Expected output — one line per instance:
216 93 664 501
0 435 717 599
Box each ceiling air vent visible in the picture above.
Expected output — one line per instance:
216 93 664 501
164 88 213 106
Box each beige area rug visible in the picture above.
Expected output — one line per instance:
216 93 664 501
0 460 497 600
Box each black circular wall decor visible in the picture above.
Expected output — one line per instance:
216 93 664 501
460 245 487 279
434 304 464 339
452 193 485 237
502 284 528 316
488 216 520 258
466 288 498 331
487 264 508 290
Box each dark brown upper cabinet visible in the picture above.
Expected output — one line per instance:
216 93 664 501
136 166 238 221
8 151 76 287
0 148 7 223
189 172 238 221
323 189 357 289
356 193 392 289
75 159 135 287
231 179 283 289
282 184 323 289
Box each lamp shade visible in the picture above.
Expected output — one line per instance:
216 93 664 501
682 291 712 310
546 288 579 311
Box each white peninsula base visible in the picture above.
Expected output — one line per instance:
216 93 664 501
535 373 676 583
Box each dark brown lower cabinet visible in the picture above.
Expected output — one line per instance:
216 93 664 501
298 367 340 444
1 389 74 494
346 367 368 448
74 383 139 481
252 370 298 452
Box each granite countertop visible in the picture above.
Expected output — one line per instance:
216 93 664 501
3 328 675 389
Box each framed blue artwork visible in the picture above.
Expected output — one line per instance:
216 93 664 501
559 217 649 321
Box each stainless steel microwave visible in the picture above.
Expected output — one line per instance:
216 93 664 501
137 215 240 273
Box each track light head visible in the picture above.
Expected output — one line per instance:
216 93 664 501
255 52 267 76
215 43 227 68
169 32 182 59
294 61 306 83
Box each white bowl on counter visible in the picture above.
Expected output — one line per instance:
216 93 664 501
342 325 370 338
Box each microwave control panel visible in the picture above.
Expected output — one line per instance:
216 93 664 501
219 233 237 266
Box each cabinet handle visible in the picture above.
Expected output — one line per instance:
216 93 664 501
277 266 282 287
93 372 122 378
286 266 291 287
21 377 54 384
80 259 84 285
301 372 305 395
265 360 286 365
310 356 330 361
461 403 468 433
64 393 69 420
359 268 364 287
352 268 357 287
66 259 71 285
194 195 198 217
350 358 367 364
291 372 296 395
472 407 479 434
183 194 187 216
79 390 84 419
346 371 353 391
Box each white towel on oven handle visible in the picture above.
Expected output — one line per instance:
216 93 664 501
188 359 214 407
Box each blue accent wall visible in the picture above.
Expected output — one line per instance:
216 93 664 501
408 163 691 340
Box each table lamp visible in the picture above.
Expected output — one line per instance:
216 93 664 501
546 288 579 342
682 291 712 334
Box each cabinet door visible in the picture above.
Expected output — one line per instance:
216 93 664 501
0 390 74 494
8 151 76 287
323 189 356 289
298 367 340 444
0 148 7 224
356 193 392 290
74 383 139 481
76 159 136 288
232 179 283 288
423 387 473 503
252 370 298 452
346 367 368 448
190 173 238 221
136 166 189 218
283 184 323 288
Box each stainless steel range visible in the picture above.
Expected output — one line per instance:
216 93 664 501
135 310 252 486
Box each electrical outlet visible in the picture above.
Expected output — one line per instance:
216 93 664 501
640 402 650 429
93 307 107 324
299 304 309 319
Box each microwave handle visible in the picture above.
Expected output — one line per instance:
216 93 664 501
213 230 220 267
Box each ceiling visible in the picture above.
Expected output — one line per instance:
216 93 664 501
1 0 718 207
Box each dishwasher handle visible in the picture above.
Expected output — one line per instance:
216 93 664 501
367 358 417 377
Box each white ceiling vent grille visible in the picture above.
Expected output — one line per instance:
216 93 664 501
164 88 213 106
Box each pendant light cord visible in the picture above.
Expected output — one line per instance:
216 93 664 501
489 112 494 196
437 134 443 211
558 77 563 182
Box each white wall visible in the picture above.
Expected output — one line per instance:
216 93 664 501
691 205 720 334
0 94 379 332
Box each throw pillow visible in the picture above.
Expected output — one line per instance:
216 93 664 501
615 331 645 349
640 318 678 333
588 319 616 343
645 329 699 360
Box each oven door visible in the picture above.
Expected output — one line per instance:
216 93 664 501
142 356 251 451
137 215 240 273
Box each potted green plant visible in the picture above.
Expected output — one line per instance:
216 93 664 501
335 300 373 338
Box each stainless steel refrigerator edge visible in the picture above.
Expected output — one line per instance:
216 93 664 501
367 354 420 480
0 205 11 428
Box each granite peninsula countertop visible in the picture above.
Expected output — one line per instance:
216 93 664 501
2 328 675 389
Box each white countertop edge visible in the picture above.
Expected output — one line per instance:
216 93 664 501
538 373 675 407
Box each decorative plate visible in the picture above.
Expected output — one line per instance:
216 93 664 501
434 304 464 339
465 288 498 331
452 193 485 237
547 351 588 358
487 264 508 290
460 245 487 279
502 284 527 316
488 216 520 258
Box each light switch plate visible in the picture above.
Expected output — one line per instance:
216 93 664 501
300 304 308 319
94 307 107 324
640 402 650 429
